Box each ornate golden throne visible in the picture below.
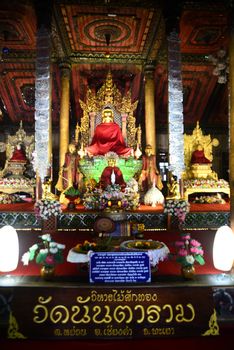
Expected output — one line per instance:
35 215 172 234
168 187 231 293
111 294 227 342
0 121 36 198
182 121 230 200
75 71 142 185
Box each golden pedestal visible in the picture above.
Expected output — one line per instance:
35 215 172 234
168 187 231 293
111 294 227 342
7 161 26 177
191 164 213 179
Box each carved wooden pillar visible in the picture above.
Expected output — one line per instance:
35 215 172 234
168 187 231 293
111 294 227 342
167 30 184 180
59 61 71 170
34 15 52 200
229 21 234 230
144 63 156 154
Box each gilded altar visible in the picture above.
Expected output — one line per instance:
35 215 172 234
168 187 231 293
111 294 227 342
182 122 230 200
57 71 143 202
0 121 36 198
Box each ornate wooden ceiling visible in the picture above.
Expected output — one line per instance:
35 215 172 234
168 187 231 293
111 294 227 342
0 0 230 134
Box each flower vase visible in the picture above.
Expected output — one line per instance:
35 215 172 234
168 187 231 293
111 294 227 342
40 265 55 281
181 265 195 280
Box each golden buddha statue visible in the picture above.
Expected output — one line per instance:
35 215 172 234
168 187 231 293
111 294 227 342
85 108 133 157
183 121 219 180
167 173 181 199
190 143 214 179
7 144 28 178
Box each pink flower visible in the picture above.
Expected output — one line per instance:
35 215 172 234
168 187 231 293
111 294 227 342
197 249 204 255
178 248 188 256
173 232 205 266
45 255 55 265
190 247 200 254
190 239 200 247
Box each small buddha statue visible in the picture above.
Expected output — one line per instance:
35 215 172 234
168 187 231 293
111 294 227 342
42 177 58 200
7 144 28 177
167 175 180 199
99 152 126 190
10 144 27 163
190 144 213 179
191 144 211 164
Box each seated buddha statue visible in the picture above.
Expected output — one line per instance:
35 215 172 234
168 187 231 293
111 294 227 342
191 144 211 164
86 108 133 157
7 144 28 178
10 144 27 163
190 144 212 179
167 174 180 199
99 152 126 190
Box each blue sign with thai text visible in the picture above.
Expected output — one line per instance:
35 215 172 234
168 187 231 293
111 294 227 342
89 251 151 283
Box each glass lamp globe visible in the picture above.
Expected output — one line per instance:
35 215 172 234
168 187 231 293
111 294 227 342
213 225 234 272
0 225 19 272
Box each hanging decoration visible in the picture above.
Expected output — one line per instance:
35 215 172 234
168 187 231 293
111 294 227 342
34 26 51 182
167 30 184 180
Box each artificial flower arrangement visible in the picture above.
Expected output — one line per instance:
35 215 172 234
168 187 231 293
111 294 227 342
82 181 140 211
163 199 190 224
82 187 107 210
172 232 205 267
21 233 66 268
34 198 62 220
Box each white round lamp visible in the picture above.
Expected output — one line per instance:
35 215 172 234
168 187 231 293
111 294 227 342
213 225 234 272
0 225 19 272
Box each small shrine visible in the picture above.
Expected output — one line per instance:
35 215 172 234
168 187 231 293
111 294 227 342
182 122 230 201
0 121 36 199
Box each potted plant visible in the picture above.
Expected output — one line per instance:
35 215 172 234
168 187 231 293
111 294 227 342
172 232 205 279
21 233 66 280
63 185 81 210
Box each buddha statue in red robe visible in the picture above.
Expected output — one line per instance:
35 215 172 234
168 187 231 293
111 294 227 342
10 144 27 163
99 153 126 190
191 144 211 164
86 108 133 157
